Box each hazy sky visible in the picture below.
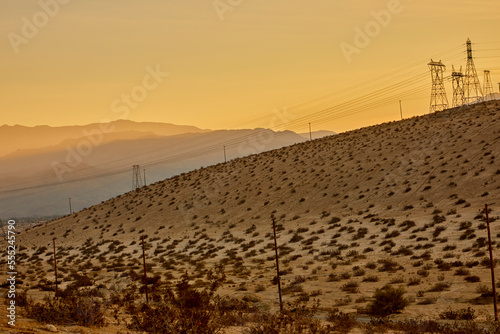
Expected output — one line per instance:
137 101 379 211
1 0 499 133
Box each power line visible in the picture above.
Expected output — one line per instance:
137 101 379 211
0 43 492 198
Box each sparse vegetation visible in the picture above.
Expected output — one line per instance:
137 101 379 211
439 307 477 320
12 102 500 333
368 286 409 317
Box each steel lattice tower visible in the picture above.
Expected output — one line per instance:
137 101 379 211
483 70 495 100
428 59 449 112
451 65 465 107
132 165 143 190
464 39 483 104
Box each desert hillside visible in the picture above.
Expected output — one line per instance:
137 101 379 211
7 100 500 331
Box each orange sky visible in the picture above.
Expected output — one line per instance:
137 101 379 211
1 0 499 133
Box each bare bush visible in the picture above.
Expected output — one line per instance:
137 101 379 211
127 266 230 334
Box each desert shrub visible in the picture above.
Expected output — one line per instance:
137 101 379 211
341 281 359 293
289 233 303 243
417 269 430 277
353 268 366 277
15 289 29 307
329 216 341 224
399 220 416 231
412 260 423 267
362 275 379 282
68 273 93 288
245 302 338 334
392 245 413 256
377 258 400 272
466 260 479 268
282 276 306 295
443 244 457 251
433 226 447 238
471 286 500 305
127 266 230 333
465 275 481 283
340 272 352 280
335 296 352 306
326 308 357 334
26 288 105 327
455 268 470 276
384 230 400 239
327 273 340 282
390 276 405 284
439 307 477 320
407 277 421 286
437 261 452 271
433 214 446 224
481 257 498 268
365 262 377 269
353 227 369 240
367 286 409 317
428 282 451 292
476 284 491 294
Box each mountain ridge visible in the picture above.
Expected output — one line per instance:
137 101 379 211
0 120 209 157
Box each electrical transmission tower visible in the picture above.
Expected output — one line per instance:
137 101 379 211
428 59 449 112
483 70 495 100
132 165 143 190
464 38 483 104
451 65 465 108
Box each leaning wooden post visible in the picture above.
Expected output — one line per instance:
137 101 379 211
142 235 149 304
272 218 283 311
52 238 58 298
485 204 498 321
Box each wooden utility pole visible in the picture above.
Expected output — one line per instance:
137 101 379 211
68 198 72 215
141 235 149 304
399 100 403 120
53 238 58 298
308 123 312 141
272 218 283 311
143 169 147 186
485 204 498 321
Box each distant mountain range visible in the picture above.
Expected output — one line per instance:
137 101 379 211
0 120 209 158
0 120 335 218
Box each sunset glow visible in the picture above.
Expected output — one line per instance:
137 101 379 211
1 0 499 133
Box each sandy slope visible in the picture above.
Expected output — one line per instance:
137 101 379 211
3 100 500 331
